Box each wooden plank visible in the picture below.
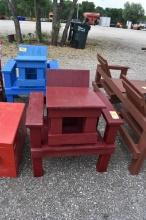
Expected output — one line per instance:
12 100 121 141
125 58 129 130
26 92 44 127
48 133 98 145
119 126 140 159
31 142 115 158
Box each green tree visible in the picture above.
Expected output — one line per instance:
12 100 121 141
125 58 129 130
123 2 145 23
78 1 96 20
6 0 23 43
104 8 124 23
0 0 9 16
61 0 78 45
95 6 104 16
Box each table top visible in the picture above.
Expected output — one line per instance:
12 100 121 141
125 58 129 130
46 87 106 109
15 44 48 62
0 103 25 145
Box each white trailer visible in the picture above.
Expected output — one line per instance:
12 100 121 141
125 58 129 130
99 17 111 27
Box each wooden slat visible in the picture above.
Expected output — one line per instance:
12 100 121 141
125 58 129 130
119 126 140 159
26 92 44 127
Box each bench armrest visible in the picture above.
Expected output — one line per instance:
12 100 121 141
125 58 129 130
95 90 123 125
108 65 129 71
94 90 123 144
108 65 129 78
26 92 44 127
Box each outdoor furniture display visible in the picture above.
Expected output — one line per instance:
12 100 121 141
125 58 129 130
0 102 26 177
2 44 59 102
93 53 146 174
26 69 122 177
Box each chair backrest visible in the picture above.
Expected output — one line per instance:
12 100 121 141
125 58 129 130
97 54 111 78
46 69 89 87
122 75 146 116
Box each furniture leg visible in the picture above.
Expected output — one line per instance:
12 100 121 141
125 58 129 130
128 132 146 175
32 157 43 177
96 154 111 172
6 95 14 102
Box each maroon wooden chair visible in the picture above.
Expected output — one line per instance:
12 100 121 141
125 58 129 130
26 69 123 177
119 75 146 174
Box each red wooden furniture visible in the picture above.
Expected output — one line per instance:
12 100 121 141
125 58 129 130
119 76 146 174
93 54 146 103
26 69 122 177
0 102 26 177
46 87 105 145
93 54 146 174
47 69 89 87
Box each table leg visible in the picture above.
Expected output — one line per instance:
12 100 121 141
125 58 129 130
30 128 43 177
32 157 43 177
96 154 111 172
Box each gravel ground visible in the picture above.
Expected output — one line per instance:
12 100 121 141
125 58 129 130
1 24 146 220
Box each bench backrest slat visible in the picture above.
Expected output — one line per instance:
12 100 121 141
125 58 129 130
97 54 111 77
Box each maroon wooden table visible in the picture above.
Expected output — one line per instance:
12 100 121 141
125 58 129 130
46 87 105 146
26 88 122 177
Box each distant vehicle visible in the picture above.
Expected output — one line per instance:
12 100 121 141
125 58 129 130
48 12 53 22
110 23 116 27
132 23 145 30
17 16 26 21
0 15 6 20
40 18 48 22
99 17 111 27
83 12 100 25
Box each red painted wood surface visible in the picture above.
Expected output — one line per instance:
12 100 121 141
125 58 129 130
0 102 26 177
93 53 146 174
46 69 89 87
46 87 105 146
26 90 122 177
26 92 44 127
46 87 105 109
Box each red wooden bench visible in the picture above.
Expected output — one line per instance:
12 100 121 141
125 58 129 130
92 54 146 174
119 75 146 174
26 69 122 177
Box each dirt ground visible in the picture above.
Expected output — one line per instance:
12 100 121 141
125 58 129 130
1 25 146 220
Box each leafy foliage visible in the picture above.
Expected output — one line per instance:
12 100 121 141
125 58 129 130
122 2 145 23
